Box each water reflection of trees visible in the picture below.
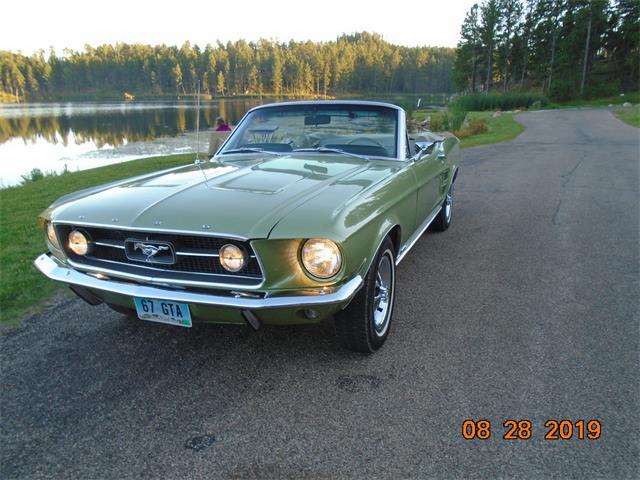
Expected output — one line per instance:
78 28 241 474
0 100 260 146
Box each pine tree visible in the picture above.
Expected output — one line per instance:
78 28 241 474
216 70 225 96
172 63 183 94
272 51 283 95
454 3 482 92
481 0 501 91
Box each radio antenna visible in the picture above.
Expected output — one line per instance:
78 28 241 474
195 81 201 161
193 80 211 189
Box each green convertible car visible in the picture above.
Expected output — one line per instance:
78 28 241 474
35 101 460 352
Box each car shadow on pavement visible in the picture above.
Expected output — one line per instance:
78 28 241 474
1 299 391 478
2 300 372 428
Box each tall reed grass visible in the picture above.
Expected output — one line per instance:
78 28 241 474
452 92 548 111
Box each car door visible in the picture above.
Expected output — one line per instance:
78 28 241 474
410 141 443 224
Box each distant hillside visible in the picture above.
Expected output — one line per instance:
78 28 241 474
0 33 456 101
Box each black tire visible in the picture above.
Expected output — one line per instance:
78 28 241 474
432 182 454 232
106 302 137 318
334 237 396 353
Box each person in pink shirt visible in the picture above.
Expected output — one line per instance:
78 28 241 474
215 116 231 131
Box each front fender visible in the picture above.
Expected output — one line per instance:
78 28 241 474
263 163 417 290
341 213 404 281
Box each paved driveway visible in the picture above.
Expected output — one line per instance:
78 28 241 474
2 108 638 479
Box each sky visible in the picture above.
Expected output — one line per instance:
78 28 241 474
1 0 477 55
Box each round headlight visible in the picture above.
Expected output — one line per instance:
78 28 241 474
46 222 61 250
300 238 342 279
219 244 246 272
68 230 90 256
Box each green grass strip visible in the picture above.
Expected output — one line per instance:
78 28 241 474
0 154 193 325
613 107 640 128
460 112 526 149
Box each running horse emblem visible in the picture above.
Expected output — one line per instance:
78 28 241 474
134 242 170 261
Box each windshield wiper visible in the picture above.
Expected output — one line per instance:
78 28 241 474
222 147 282 156
293 147 369 161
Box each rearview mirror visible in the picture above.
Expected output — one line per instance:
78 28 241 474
304 114 331 126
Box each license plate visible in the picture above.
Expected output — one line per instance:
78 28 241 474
134 297 192 328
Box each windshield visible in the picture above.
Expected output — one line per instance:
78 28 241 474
220 104 399 158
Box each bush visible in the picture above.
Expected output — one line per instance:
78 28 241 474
421 108 467 132
583 80 621 99
550 81 575 102
20 168 46 183
415 108 468 133
454 118 488 139
452 92 549 111
468 118 489 135
19 164 70 185
448 108 467 131
430 116 444 131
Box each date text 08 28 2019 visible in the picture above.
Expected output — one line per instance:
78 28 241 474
461 419 602 440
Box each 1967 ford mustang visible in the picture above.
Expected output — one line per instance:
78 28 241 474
35 101 459 352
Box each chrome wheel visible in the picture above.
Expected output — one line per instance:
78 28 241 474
334 237 396 352
373 250 394 336
444 184 454 224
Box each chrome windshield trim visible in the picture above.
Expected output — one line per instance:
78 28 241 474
52 221 250 241
67 257 263 285
34 253 363 309
396 205 442 265
397 108 406 161
244 99 403 114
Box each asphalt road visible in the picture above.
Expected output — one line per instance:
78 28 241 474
2 108 638 479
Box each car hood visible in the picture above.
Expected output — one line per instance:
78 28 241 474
50 155 396 239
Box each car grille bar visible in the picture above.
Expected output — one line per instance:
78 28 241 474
55 225 264 286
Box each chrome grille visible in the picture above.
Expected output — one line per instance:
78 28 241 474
55 225 263 286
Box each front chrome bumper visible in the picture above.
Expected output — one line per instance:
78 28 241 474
34 253 363 310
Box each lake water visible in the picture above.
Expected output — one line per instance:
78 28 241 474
0 94 438 188
0 99 263 188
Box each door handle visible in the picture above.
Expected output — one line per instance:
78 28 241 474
437 152 446 161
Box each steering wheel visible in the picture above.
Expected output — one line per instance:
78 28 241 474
346 137 384 147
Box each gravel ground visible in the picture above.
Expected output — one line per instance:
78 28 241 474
1 108 638 479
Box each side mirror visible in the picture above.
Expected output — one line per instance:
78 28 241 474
415 141 435 154
436 141 447 160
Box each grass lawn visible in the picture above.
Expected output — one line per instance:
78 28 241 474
411 93 639 148
411 110 526 148
459 112 526 149
411 109 442 122
0 154 193 326
613 107 640 127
